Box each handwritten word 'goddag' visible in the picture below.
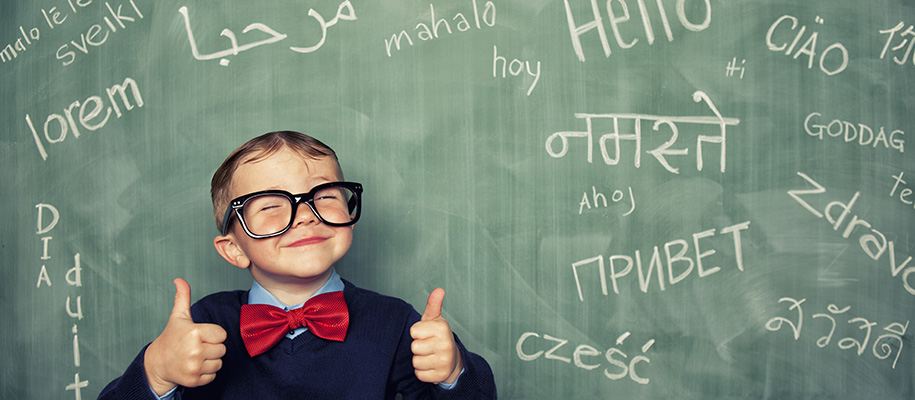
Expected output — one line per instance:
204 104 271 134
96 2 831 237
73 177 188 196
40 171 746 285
179 0 356 67
546 91 740 174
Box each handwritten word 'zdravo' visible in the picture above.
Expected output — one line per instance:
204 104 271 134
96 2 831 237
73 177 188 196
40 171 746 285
178 1 356 66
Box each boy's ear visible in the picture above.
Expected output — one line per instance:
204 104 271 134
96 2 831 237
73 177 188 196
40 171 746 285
214 234 251 269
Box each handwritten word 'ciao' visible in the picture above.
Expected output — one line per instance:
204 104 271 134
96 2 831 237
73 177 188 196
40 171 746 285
546 91 740 174
788 172 915 295
179 1 356 67
517 331 656 384
563 0 712 62
572 221 750 302
766 297 908 369
766 15 848 76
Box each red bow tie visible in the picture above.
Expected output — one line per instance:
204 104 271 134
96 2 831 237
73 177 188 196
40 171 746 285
240 291 349 357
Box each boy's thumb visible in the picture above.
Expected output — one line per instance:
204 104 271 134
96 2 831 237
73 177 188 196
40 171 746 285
170 278 193 320
421 288 445 321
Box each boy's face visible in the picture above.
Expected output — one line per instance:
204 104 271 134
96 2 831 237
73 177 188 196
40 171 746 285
214 146 353 294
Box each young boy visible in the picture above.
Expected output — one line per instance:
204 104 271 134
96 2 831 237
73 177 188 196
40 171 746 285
99 131 496 399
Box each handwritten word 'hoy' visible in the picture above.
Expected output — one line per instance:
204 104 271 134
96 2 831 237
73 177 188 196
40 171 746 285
788 172 914 295
563 0 712 62
517 330 656 384
179 0 356 67
546 91 740 174
572 221 751 302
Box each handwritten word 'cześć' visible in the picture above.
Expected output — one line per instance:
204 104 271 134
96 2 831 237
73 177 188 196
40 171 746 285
517 331 656 384
804 112 904 153
563 0 712 62
571 221 751 302
788 172 914 295
179 0 355 67
384 0 496 57
26 77 143 161
546 91 740 174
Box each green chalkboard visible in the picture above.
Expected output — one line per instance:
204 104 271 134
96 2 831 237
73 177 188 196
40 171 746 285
2 0 914 398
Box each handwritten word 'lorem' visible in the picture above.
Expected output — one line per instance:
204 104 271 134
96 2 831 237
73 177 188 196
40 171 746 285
546 91 740 173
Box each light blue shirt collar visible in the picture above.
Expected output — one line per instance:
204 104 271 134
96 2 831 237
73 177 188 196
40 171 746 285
248 268 344 339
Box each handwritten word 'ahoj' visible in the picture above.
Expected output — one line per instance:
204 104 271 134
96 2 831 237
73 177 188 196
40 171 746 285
788 172 915 295
517 331 656 384
546 91 740 174
578 185 635 216
766 297 908 369
26 76 144 161
179 1 356 67
572 221 750 302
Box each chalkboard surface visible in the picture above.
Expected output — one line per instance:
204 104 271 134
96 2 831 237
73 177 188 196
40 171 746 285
2 0 913 398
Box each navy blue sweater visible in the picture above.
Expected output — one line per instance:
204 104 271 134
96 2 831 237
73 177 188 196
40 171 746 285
99 280 496 399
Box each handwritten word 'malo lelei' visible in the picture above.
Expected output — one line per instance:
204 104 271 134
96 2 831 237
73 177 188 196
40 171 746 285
55 0 144 66
546 91 740 174
35 204 91 398
572 221 751 302
765 15 848 76
384 0 496 57
517 331 656 384
562 0 712 62
788 172 914 295
804 112 904 153
766 297 908 369
179 0 356 67
2 0 95 64
26 77 144 160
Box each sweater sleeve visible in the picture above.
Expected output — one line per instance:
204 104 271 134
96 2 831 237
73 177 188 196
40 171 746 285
97 344 160 400
430 334 497 400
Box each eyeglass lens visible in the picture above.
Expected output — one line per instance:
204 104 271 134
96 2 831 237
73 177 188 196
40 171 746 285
241 184 357 236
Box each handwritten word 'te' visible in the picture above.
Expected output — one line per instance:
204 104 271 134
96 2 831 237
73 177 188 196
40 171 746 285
55 0 144 66
493 45 541 96
788 172 914 295
26 77 143 161
179 0 356 67
572 221 751 302
384 0 496 57
563 0 712 62
517 331 655 384
804 112 904 153
578 186 635 216
766 15 849 76
889 172 915 212
766 297 908 369
546 91 740 174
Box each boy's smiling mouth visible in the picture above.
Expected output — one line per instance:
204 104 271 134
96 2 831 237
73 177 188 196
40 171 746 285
287 236 329 247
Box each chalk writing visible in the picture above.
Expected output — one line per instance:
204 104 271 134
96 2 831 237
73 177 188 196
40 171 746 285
571 221 750 301
765 15 849 76
880 22 915 66
725 57 746 79
788 172 915 295
0 25 41 64
578 185 635 216
563 0 712 62
26 76 144 161
492 45 541 96
546 90 740 173
55 0 144 66
804 112 905 153
766 297 909 369
889 171 915 211
384 0 495 57
179 1 356 67
517 330 656 384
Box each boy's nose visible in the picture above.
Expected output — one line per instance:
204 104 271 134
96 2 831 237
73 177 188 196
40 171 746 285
292 203 320 227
